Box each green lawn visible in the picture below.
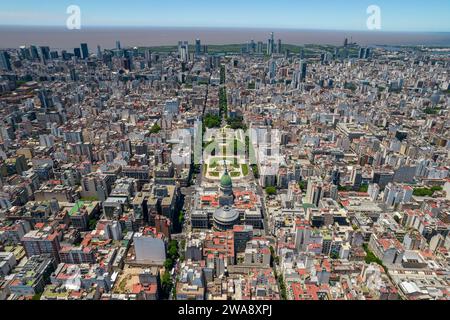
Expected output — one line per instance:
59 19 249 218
241 164 249 176
209 161 218 168
413 186 443 197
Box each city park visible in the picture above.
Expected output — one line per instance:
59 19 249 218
202 127 251 181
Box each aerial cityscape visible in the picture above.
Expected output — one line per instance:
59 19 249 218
0 1 449 303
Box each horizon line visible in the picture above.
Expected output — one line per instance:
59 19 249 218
1 24 450 34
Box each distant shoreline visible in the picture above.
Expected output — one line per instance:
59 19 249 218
2 25 450 33
1 26 450 50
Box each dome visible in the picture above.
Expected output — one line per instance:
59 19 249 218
213 206 240 224
220 171 232 188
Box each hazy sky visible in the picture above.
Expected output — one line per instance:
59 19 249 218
1 0 449 32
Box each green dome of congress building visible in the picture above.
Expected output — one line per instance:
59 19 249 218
220 170 232 188
213 163 239 230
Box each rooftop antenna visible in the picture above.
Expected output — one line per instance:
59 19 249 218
223 160 228 174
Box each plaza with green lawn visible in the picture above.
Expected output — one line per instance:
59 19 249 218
203 127 250 181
